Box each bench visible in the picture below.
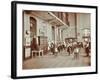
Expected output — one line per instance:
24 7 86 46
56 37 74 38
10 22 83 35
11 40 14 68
32 50 43 57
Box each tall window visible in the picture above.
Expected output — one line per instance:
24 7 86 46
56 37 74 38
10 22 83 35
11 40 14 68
30 17 37 38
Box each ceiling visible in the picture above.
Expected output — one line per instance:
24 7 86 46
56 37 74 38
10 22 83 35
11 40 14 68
29 11 68 27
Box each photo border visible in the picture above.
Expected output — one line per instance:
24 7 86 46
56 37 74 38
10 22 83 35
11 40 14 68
11 1 98 79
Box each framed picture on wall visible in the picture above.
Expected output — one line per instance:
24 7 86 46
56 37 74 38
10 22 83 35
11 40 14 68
11 1 98 79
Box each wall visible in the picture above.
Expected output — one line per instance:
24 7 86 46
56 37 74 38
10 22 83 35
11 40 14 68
62 13 76 41
24 12 31 58
0 0 99 80
62 13 90 42
36 17 53 42
28 12 53 43
31 14 52 43
77 13 90 42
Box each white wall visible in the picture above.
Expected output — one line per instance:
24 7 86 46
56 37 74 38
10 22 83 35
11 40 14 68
0 0 99 80
77 13 90 42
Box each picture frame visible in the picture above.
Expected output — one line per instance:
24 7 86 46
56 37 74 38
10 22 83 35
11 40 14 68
11 1 98 79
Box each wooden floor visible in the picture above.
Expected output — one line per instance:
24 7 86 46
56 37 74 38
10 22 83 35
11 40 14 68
23 48 90 69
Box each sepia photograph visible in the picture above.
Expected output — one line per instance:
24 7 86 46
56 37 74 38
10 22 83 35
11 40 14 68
23 11 91 69
11 1 97 79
